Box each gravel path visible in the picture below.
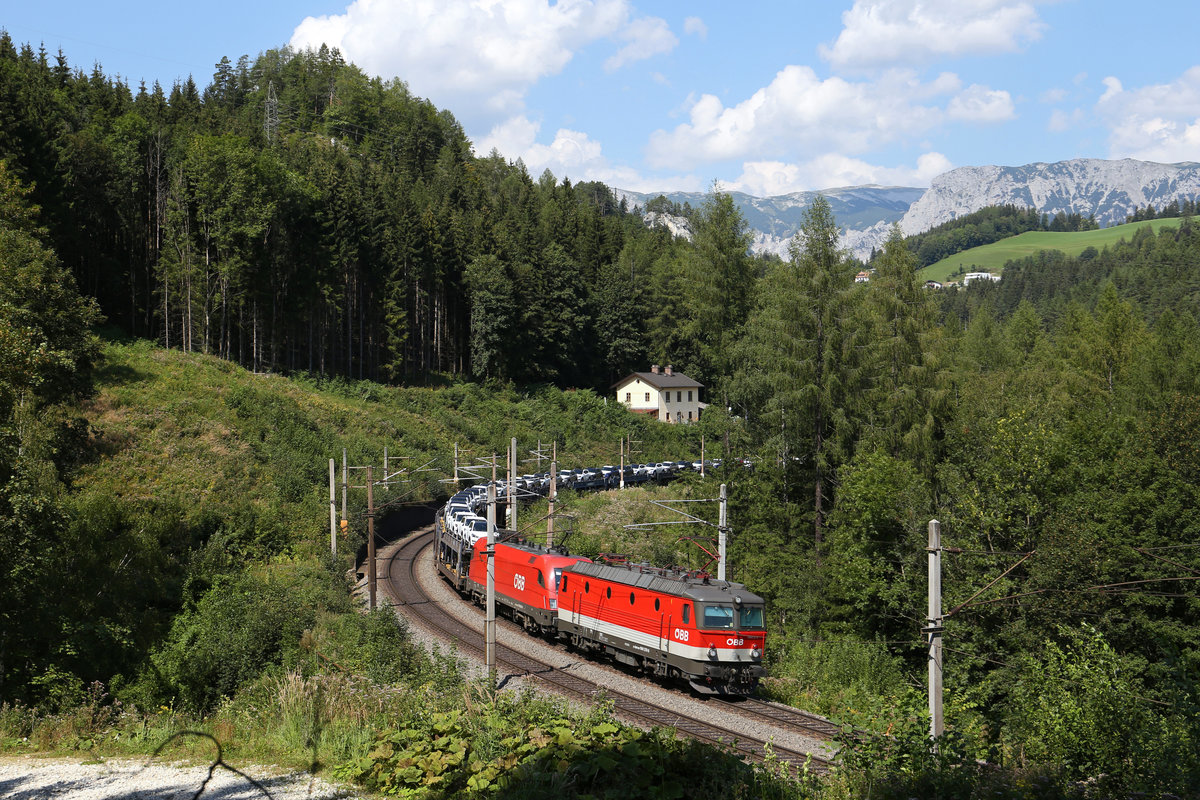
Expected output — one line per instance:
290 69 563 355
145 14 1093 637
0 756 361 799
375 529 838 764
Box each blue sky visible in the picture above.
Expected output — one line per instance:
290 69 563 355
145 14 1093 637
5 1 1199 195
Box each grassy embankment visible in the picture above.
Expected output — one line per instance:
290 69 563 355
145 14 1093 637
921 218 1182 283
4 339 822 798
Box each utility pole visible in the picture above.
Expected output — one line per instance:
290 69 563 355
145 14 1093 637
926 519 944 740
486 458 497 685
366 465 377 610
453 442 460 487
701 435 706 478
509 437 517 533
547 443 557 548
341 449 348 532
328 459 337 555
619 437 625 489
718 483 728 581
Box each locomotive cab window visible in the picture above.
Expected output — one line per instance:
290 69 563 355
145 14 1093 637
702 605 735 629
536 570 545 588
553 568 563 590
739 605 765 629
606 587 612 599
682 604 691 624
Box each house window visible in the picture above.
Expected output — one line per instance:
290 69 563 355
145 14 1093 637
644 392 650 402
688 411 692 421
662 391 668 402
676 391 681 402
687 390 692 402
625 392 631 403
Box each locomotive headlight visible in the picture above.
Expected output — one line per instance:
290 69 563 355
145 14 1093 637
707 645 717 659
751 646 761 660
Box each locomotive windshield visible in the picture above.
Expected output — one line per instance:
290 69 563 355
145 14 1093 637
701 605 735 629
739 605 764 629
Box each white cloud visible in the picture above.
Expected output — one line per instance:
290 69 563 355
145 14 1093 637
946 84 1015 122
1047 107 1085 133
290 0 673 127
645 65 1006 170
1040 88 1067 104
1100 76 1123 103
475 114 692 192
730 152 952 195
604 15 677 71
1098 67 1200 162
683 16 707 39
821 0 1048 71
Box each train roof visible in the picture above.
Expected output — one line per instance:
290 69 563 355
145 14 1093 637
476 535 581 563
565 560 764 604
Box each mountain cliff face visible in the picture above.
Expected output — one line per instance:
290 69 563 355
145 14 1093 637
621 159 1200 261
900 159 1200 236
615 186 923 259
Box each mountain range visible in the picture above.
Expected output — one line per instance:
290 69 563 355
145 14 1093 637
618 158 1200 262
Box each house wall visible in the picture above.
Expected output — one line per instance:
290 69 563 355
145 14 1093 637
615 378 702 424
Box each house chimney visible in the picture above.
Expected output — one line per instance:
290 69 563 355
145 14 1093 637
651 364 660 374
665 364 673 376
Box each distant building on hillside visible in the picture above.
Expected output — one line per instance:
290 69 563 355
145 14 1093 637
613 365 704 424
924 280 944 289
855 270 871 283
963 271 1002 286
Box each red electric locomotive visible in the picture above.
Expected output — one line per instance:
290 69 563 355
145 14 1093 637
556 560 766 695
462 536 589 635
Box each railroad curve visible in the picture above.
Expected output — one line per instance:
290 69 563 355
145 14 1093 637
378 528 837 776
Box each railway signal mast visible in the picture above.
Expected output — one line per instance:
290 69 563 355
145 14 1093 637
486 455 498 685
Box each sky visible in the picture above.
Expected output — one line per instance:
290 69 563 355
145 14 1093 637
4 0 1200 196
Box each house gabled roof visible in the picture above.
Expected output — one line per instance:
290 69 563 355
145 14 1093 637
612 370 703 390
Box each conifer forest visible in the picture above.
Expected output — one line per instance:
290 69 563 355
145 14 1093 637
3 36 1200 797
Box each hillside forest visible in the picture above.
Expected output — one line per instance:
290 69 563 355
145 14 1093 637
3 35 1200 798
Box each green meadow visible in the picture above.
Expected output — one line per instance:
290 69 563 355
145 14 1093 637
920 218 1183 283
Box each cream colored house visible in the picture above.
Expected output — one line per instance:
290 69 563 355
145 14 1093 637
613 365 704 424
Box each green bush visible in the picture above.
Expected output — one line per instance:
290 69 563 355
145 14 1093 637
332 691 802 800
138 559 348 712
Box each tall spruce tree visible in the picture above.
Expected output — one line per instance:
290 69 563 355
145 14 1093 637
733 194 857 550
861 224 946 471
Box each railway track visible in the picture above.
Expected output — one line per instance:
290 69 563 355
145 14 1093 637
379 528 836 776
730 698 842 741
